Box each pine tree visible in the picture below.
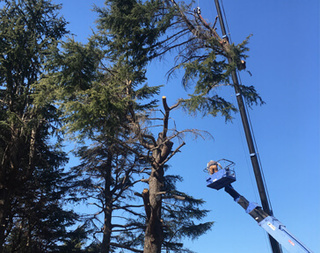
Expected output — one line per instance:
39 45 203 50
0 0 78 252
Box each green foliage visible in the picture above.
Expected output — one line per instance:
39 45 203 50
57 225 91 253
177 34 263 120
0 0 265 252
0 0 80 252
239 84 265 107
40 2 168 252
149 0 264 120
161 175 213 250
94 0 173 68
181 94 237 121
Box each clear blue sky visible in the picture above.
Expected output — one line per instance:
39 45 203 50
53 0 320 252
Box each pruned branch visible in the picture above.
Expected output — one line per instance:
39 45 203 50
142 188 151 221
161 96 182 139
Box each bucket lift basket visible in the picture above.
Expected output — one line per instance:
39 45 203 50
206 159 236 190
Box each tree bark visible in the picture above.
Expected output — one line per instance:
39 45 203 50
143 166 164 253
101 203 112 253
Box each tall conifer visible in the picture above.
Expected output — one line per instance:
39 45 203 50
93 1 213 252
0 0 77 252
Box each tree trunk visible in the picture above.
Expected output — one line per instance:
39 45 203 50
141 97 177 253
0 185 9 253
101 154 113 253
0 145 13 253
101 205 112 253
143 167 164 253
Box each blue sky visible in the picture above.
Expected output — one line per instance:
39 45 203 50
53 0 319 252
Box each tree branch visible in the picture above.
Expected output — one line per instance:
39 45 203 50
160 141 186 166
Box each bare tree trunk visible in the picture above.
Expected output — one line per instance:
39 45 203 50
142 97 180 253
143 166 164 253
27 128 37 176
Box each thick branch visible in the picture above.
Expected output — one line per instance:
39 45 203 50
161 96 182 139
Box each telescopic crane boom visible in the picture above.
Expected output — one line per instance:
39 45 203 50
212 0 282 251
206 159 313 253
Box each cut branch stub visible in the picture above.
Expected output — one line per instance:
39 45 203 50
142 188 151 221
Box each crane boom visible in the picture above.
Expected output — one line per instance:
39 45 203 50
224 185 313 253
212 0 281 251
205 160 313 253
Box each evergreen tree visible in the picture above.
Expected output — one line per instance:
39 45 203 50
90 1 264 252
92 1 214 252
43 35 159 252
0 0 78 252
